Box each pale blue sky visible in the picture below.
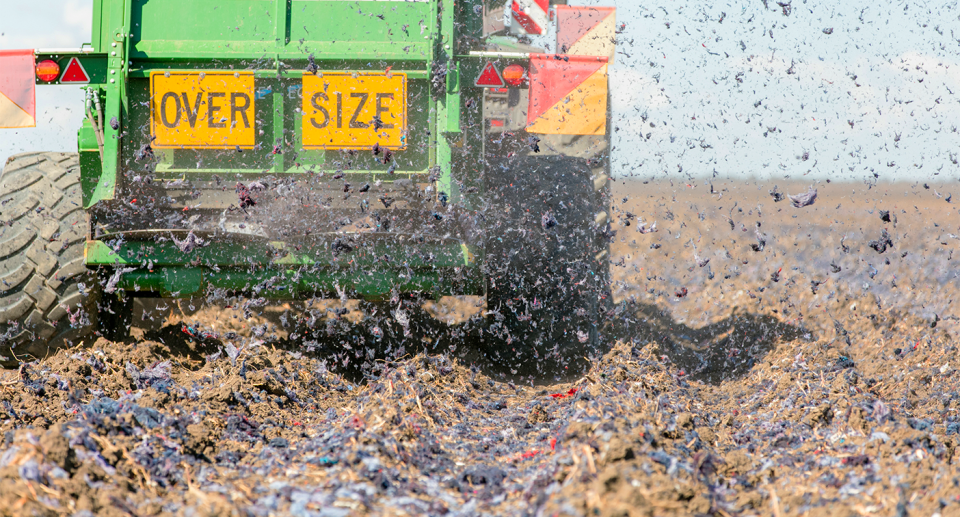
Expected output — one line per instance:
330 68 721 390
2 1 959 184
577 0 960 184
0 1 90 168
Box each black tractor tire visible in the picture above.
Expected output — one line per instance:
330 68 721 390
0 152 98 365
479 153 612 381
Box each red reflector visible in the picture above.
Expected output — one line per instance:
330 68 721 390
35 60 60 82
490 119 505 127
502 64 526 86
59 57 90 84
475 62 505 87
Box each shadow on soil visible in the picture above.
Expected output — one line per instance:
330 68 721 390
125 300 809 386
129 301 491 383
611 302 810 385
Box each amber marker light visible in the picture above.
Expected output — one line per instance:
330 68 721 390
35 60 60 82
502 64 527 86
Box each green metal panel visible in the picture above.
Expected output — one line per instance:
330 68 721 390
160 267 203 296
114 267 479 299
85 239 475 269
85 0 130 206
127 0 433 61
91 0 104 52
86 239 482 298
445 67 461 133
78 120 101 206
77 120 99 153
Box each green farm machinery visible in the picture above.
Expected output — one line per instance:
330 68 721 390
0 0 615 379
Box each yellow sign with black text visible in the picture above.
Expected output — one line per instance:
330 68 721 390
301 73 406 150
150 72 255 149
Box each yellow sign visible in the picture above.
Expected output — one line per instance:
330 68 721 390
301 73 407 150
150 72 255 149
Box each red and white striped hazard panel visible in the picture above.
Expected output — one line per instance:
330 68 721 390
510 0 549 35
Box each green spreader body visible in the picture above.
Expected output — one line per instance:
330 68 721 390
30 0 612 304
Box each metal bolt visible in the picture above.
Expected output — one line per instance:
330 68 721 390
110 79 115 83
111 42 117 47
111 70 115 74
111 51 116 56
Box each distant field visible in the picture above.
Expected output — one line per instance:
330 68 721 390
609 178 960 332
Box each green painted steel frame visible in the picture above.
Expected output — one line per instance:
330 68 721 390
84 239 481 299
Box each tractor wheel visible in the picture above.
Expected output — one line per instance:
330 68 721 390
480 153 612 381
0 152 98 365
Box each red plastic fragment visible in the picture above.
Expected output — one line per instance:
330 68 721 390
521 449 540 459
549 388 578 399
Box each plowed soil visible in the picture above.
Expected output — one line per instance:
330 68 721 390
0 180 957 517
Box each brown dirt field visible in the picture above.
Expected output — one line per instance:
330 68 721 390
0 179 957 516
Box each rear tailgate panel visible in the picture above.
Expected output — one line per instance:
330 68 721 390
83 0 490 298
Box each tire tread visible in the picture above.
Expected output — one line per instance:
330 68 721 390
0 153 96 364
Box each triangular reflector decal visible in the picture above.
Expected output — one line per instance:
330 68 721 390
475 62 505 87
60 57 90 84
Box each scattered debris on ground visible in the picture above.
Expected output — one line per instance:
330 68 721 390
1 181 958 516
0 292 957 516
